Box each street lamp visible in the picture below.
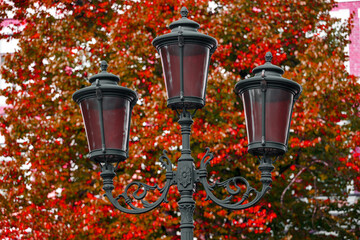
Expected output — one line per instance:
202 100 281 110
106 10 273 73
73 7 301 240
234 52 302 157
152 6 217 110
72 61 137 163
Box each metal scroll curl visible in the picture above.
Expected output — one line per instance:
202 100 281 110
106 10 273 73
198 148 273 210
101 150 176 214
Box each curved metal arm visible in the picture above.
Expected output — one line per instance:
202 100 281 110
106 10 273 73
197 148 273 210
101 150 176 214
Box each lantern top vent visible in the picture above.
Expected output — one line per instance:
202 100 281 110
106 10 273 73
73 61 137 106
152 6 217 52
252 52 284 76
234 52 302 100
168 7 200 30
89 60 120 84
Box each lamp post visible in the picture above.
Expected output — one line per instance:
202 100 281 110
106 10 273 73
73 7 301 240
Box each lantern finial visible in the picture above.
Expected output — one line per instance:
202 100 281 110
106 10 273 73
265 52 273 63
180 7 189 18
100 60 108 72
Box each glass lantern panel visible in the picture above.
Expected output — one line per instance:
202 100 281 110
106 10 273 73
159 45 180 99
80 97 102 151
265 88 294 144
80 96 131 152
159 44 210 99
242 88 294 146
102 96 130 151
183 44 210 99
242 89 262 144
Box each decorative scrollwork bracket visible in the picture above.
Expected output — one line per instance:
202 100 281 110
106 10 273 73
100 150 177 214
196 148 275 210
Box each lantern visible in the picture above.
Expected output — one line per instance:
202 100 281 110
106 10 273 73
73 61 138 163
152 7 217 110
234 52 302 156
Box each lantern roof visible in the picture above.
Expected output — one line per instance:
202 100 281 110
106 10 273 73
89 60 120 83
252 52 284 75
73 61 137 106
152 6 217 53
234 52 302 99
168 7 200 30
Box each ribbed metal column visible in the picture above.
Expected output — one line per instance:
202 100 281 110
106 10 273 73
177 110 195 240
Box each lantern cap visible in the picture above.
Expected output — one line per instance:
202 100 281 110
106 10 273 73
89 60 120 84
73 61 138 107
168 7 200 30
152 6 217 52
252 52 284 75
234 52 302 99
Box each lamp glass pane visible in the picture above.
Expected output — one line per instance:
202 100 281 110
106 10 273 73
80 97 101 151
103 97 130 150
265 88 294 144
242 89 262 144
183 44 210 99
242 88 294 146
159 45 180 99
159 44 210 99
80 96 130 152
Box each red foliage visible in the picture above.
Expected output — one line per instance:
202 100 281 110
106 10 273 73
0 0 359 239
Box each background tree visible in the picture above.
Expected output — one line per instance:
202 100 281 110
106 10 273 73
0 0 359 239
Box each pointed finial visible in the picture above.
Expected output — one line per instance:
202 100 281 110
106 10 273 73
180 7 189 18
265 52 273 63
100 60 108 72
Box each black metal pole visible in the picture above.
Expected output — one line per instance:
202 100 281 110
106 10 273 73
177 109 195 240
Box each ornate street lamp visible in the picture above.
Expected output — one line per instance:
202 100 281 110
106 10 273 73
234 52 302 157
72 61 138 163
152 6 217 110
73 7 301 240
